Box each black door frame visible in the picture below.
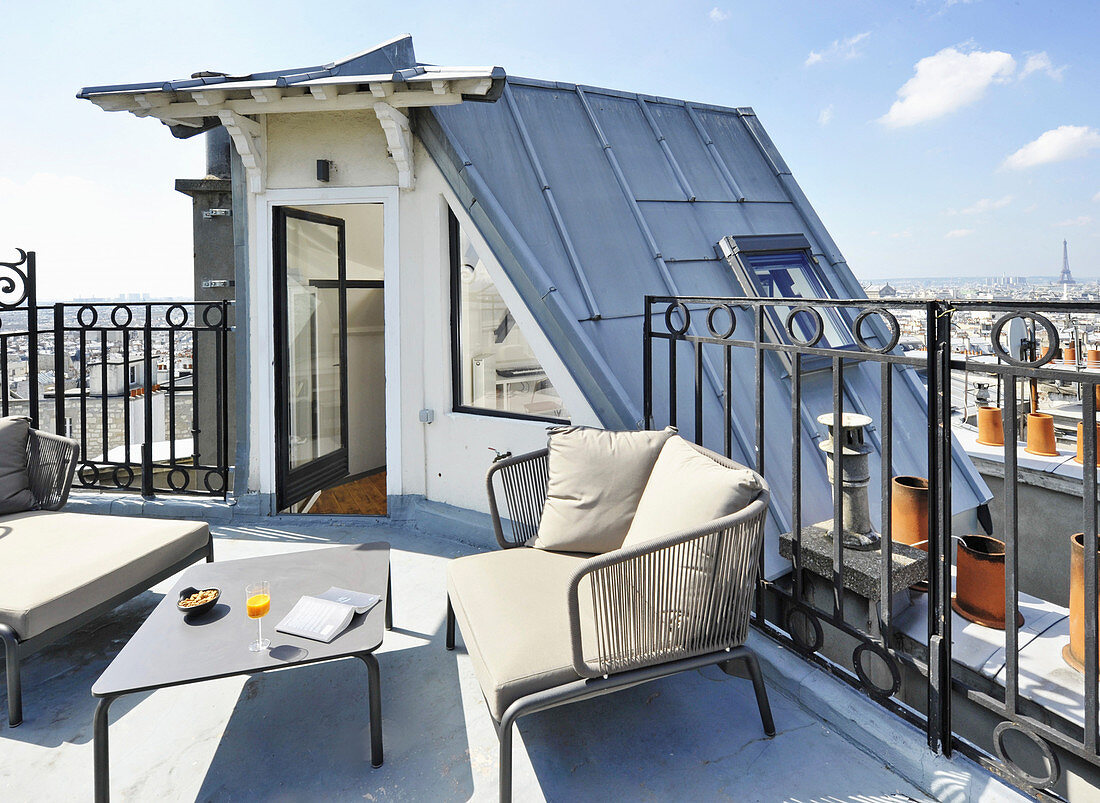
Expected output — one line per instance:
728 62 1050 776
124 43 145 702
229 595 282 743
273 206 350 509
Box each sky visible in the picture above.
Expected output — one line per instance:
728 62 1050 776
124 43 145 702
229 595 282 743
1 0 1097 299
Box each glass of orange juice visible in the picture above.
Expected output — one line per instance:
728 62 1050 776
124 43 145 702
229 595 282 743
245 581 271 652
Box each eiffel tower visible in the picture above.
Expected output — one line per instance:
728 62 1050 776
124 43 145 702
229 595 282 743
1059 239 1075 284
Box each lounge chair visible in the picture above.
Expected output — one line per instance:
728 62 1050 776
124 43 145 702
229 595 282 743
0 428 213 726
445 433 774 800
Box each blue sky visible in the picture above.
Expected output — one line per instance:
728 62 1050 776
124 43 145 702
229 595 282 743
1 0 1096 298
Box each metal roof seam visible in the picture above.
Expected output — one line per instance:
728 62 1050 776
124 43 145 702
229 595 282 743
500 85 601 320
636 97 696 202
683 104 746 202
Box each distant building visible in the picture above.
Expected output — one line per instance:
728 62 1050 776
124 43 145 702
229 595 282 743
864 282 897 298
87 358 145 397
1060 239 1075 285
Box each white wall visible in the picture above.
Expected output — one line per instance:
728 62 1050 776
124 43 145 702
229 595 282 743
246 108 600 514
267 112 397 189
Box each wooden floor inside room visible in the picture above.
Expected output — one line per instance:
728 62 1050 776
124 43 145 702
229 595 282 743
307 471 387 516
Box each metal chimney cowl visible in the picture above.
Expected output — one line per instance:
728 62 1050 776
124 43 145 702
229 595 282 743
818 412 881 551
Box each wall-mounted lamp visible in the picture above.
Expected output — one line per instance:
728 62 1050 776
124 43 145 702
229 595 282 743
316 159 333 182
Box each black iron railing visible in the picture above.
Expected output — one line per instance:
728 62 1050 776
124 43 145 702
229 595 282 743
0 249 233 498
644 294 1100 798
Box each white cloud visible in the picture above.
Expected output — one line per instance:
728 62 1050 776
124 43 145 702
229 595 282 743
708 7 730 22
1092 191 1100 203
1002 125 1100 170
946 228 975 238
959 195 1013 215
1019 51 1066 80
889 229 913 239
818 105 834 126
879 46 1015 127
805 32 871 67
1055 216 1093 227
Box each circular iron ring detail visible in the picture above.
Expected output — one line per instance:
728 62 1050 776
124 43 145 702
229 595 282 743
110 305 133 328
112 465 135 489
853 307 901 354
201 304 225 329
990 312 1059 368
77 305 99 328
784 305 824 348
785 604 824 655
664 302 691 336
165 304 189 329
705 304 737 340
202 469 225 494
992 721 1060 788
167 468 190 492
852 641 902 699
78 463 100 487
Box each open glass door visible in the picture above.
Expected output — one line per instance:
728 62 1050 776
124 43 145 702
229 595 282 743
273 207 349 509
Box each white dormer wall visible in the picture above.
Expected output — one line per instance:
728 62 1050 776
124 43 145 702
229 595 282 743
245 110 600 514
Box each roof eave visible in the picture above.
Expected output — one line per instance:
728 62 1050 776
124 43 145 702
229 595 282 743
77 67 506 127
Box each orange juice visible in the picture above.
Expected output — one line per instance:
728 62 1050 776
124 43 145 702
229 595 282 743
246 593 270 618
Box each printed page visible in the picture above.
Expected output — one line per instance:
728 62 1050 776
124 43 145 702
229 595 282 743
315 586 381 615
274 596 354 643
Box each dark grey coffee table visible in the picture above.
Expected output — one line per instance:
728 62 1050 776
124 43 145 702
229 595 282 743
91 542 392 803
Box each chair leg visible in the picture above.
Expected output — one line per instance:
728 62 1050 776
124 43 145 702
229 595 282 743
384 573 393 631
742 650 775 737
445 595 455 651
205 539 215 563
0 624 22 727
498 716 514 803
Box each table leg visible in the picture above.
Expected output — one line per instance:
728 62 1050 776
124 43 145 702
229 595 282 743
385 572 393 631
359 653 383 767
93 695 117 803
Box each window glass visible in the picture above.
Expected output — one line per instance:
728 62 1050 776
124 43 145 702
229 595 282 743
742 251 853 347
452 215 568 421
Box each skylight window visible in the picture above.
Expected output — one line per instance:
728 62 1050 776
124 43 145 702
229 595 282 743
718 235 854 349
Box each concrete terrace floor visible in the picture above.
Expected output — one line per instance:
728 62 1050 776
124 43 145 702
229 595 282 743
1 515 997 802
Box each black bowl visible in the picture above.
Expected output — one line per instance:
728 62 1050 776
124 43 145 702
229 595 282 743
177 586 221 616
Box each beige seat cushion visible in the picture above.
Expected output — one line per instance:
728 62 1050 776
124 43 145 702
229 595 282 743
447 548 594 721
533 426 675 554
0 511 210 639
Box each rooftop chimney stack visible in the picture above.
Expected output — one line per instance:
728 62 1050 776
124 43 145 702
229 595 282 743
205 126 232 179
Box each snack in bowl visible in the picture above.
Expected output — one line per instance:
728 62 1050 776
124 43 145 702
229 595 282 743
176 586 221 615
180 589 218 608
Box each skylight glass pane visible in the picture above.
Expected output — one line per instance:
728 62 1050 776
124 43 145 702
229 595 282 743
742 251 853 347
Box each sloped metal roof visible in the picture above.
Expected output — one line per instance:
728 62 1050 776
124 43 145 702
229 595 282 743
422 77 991 545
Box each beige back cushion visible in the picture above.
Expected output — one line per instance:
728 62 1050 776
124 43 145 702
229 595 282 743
532 426 676 554
620 436 762 644
622 435 762 548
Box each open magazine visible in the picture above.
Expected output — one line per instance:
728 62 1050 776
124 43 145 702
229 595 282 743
275 587 381 643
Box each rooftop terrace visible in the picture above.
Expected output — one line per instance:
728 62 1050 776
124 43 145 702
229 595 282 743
1 512 1018 801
